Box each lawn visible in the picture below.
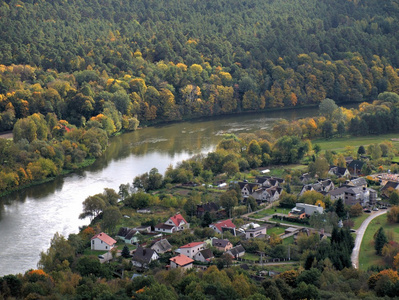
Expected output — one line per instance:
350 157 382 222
352 213 369 230
313 134 399 153
262 262 301 273
242 252 260 261
267 226 286 236
251 207 290 219
358 214 399 270
282 236 295 245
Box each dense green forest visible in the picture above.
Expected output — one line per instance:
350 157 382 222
2 0 399 129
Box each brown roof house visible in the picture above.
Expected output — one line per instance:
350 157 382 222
211 238 233 252
170 254 194 270
131 247 159 269
91 232 117 251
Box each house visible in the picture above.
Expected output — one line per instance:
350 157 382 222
134 225 152 233
347 160 365 176
131 247 159 269
344 187 377 206
193 249 214 263
328 187 348 201
255 176 284 187
300 173 312 184
381 181 399 198
211 238 233 252
299 179 334 196
209 219 236 236
226 245 246 259
328 166 350 178
177 241 206 259
155 213 189 233
116 227 141 244
170 254 194 270
245 226 267 239
251 186 282 203
151 239 172 254
238 182 261 198
91 232 117 251
289 203 323 219
196 202 219 218
343 177 367 188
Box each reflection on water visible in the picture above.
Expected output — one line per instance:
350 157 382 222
0 107 319 276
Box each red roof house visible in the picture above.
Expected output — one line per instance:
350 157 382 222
155 213 190 234
177 241 206 259
209 219 236 236
91 232 117 251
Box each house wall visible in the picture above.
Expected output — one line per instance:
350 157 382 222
91 238 113 251
193 252 206 263
154 227 174 233
180 244 205 259
170 261 193 270
245 227 267 239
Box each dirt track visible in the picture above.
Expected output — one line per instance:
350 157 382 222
0 132 13 139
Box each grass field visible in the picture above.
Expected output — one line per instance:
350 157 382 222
313 134 399 153
242 252 260 261
251 207 289 219
267 226 286 236
352 213 369 230
260 262 301 273
358 214 399 270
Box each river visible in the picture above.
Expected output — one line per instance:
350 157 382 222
0 107 319 276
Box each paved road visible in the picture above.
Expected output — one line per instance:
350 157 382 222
351 209 388 269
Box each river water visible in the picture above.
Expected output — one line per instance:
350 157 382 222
0 107 318 276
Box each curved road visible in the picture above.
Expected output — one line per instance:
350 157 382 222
351 209 388 269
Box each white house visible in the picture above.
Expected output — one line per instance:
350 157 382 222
193 249 214 263
245 226 267 239
155 213 189 233
91 232 117 251
177 242 206 259
131 247 159 269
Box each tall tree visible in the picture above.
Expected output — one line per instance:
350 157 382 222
375 227 388 255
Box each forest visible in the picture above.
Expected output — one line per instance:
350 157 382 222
2 0 399 196
2 0 399 129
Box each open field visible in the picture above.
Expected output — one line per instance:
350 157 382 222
358 214 399 270
267 226 286 236
352 213 369 230
313 134 399 153
251 207 289 219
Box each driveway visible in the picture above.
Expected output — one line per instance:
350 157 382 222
351 209 388 269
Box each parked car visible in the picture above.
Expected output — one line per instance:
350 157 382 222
364 209 371 213
98 255 105 259
372 207 379 211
